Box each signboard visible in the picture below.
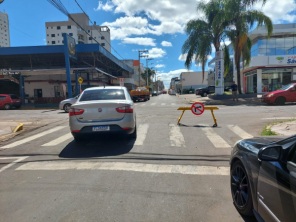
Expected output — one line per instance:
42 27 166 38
78 77 83 84
191 102 204 116
119 78 124 86
269 55 296 65
215 51 224 95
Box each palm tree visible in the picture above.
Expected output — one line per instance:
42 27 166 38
182 0 228 82
222 0 273 94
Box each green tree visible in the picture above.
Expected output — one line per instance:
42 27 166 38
141 68 155 87
222 0 273 94
182 0 228 82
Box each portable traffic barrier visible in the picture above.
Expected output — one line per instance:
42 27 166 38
177 102 219 127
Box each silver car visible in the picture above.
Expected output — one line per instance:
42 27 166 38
69 86 137 142
59 94 79 113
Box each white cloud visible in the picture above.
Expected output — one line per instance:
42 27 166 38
254 0 296 23
147 47 166 58
161 41 172 47
122 37 156 46
155 64 165 68
95 1 114 11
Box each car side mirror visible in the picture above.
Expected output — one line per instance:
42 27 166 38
258 145 282 161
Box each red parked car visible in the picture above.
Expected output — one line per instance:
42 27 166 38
0 94 22 110
262 83 296 105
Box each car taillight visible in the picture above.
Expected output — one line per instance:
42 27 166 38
116 105 133 113
69 108 84 116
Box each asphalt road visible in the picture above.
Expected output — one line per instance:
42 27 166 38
0 94 295 222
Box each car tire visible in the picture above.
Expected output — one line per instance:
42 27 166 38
4 104 11 110
275 97 286 105
230 161 253 216
202 92 207 97
128 125 137 139
63 103 72 113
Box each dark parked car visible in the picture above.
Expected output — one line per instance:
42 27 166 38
230 135 296 222
0 94 22 110
195 85 215 97
151 91 158 96
262 82 296 105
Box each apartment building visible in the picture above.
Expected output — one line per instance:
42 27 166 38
45 13 111 52
0 11 10 47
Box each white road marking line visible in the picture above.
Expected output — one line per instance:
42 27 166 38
169 124 186 147
0 156 29 173
16 161 229 175
202 128 231 148
171 103 176 106
134 124 149 146
0 126 66 149
262 117 296 120
228 125 253 139
161 103 166 106
42 133 73 146
151 103 156 106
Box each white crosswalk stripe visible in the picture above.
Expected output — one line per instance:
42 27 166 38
0 126 67 149
134 123 149 146
42 133 73 146
227 125 253 139
202 128 231 148
16 161 230 175
169 123 186 147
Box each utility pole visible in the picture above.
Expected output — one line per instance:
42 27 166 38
145 58 153 87
138 50 148 87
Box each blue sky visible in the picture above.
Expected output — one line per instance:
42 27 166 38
1 0 295 88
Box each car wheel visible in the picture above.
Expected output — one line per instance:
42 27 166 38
202 92 207 97
275 97 286 105
63 103 72 113
230 161 253 216
128 125 137 139
4 104 11 110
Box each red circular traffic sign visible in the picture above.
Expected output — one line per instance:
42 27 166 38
191 102 204 115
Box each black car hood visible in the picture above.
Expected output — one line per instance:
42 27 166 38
237 137 282 153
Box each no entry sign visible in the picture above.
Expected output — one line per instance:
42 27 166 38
191 102 204 115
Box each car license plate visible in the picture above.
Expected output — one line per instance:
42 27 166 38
92 126 110 132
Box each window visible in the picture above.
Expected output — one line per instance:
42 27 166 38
67 25 71 29
52 41 56 44
51 34 55 37
101 36 105 40
89 37 93 40
69 33 73 36
57 26 61 30
101 43 105 47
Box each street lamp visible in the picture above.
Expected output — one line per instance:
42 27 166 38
138 50 148 87
145 58 153 87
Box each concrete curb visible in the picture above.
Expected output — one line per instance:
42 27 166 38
13 123 24 133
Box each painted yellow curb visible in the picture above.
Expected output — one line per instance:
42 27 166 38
13 123 24 133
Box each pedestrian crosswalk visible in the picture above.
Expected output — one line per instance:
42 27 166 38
0 123 253 150
135 102 177 107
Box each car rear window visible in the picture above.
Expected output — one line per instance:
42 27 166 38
80 89 126 101
0 96 6 100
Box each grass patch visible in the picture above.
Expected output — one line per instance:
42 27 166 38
261 118 296 136
261 125 277 136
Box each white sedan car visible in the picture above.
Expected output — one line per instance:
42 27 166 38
69 86 137 142
59 94 79 113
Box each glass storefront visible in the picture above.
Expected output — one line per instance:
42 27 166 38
251 36 296 57
245 68 293 93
